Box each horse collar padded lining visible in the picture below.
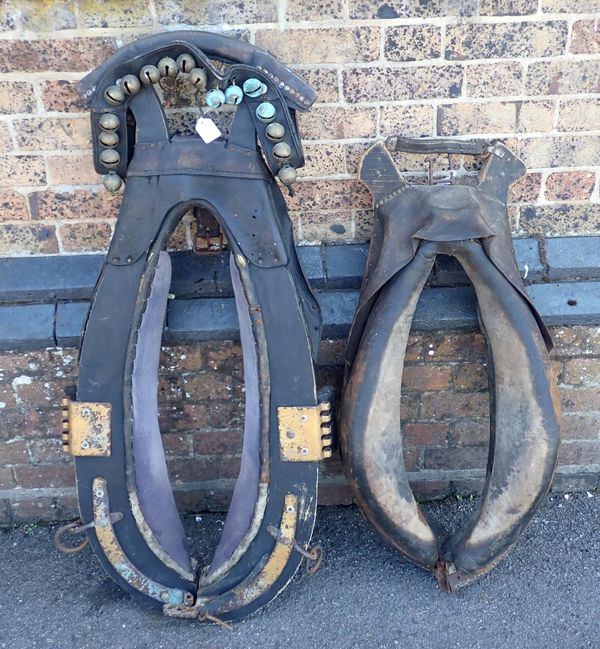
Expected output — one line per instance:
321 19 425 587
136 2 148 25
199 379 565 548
63 31 330 623
340 140 562 591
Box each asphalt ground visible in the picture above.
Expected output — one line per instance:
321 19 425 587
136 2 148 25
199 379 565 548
0 492 598 649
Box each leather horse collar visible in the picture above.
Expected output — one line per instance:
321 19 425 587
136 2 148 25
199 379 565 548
340 138 561 591
59 31 332 623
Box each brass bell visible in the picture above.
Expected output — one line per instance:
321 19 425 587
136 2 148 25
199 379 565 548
273 142 292 161
157 57 178 78
277 166 297 185
139 65 160 85
205 88 226 108
99 113 119 131
256 102 276 123
121 74 141 95
266 122 285 142
100 149 120 168
189 68 207 88
104 85 125 105
176 53 195 73
99 131 119 147
102 173 122 193
224 85 244 105
243 78 267 98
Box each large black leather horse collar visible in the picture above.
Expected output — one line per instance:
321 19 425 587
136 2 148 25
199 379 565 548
340 138 561 591
58 32 332 623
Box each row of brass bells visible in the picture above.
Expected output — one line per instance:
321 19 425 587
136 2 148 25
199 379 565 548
97 113 122 192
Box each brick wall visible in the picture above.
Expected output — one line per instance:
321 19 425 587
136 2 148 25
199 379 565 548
1 327 599 524
0 1 599 521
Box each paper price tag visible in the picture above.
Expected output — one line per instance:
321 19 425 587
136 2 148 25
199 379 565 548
195 117 222 143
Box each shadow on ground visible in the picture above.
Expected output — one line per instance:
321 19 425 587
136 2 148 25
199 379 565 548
1 493 598 649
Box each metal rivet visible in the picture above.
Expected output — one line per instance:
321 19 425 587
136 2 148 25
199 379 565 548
286 505 295 513
158 57 178 78
299 415 307 422
205 88 226 108
189 68 207 88
256 102 276 123
99 130 119 147
121 74 141 96
99 113 119 131
104 84 124 105
286 430 295 439
81 440 90 450
139 65 160 85
224 85 244 105
95 489 104 498
100 149 120 168
300 447 309 455
273 142 291 161
102 173 122 193
82 408 90 416
176 53 195 73
277 165 297 185
266 122 285 142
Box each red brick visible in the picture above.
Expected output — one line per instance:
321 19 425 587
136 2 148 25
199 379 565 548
286 0 345 20
183 373 234 401
0 81 36 114
384 25 441 61
318 482 354 506
526 60 600 95
0 224 58 255
206 342 242 371
193 430 242 455
418 333 486 362
0 37 117 73
403 365 452 391
0 409 62 440
206 400 244 429
301 144 346 178
0 191 30 221
79 0 153 27
59 222 113 252
14 117 91 151
410 480 451 500
19 1 77 30
27 439 67 464
158 375 185 404
454 364 489 392
0 384 16 410
380 105 434 138
0 440 28 465
256 27 379 65
29 190 120 221
563 358 600 387
451 420 490 446
300 105 377 140
10 497 60 523
0 155 46 186
159 402 209 433
300 211 353 243
545 172 596 202
509 173 542 204
155 0 277 24
291 67 339 103
464 62 523 98
561 415 600 441
14 464 75 489
40 79 85 113
551 327 600 358
403 422 449 447
287 179 372 212
424 446 488 471
45 154 100 185
561 388 600 413
160 345 204 373
446 21 568 60
558 441 600 466
161 433 190 457
420 391 489 419
0 467 16 489
570 19 600 55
